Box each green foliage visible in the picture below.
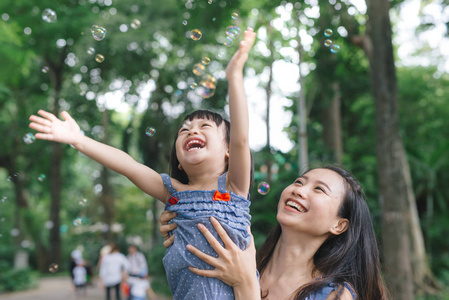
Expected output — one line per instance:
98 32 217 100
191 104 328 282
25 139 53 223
147 244 171 296
0 267 39 292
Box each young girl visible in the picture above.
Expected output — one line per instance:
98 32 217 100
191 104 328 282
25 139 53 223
29 28 257 300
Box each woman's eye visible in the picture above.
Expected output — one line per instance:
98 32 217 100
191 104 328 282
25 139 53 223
315 186 324 192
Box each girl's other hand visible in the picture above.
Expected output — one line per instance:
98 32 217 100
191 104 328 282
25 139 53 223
226 28 256 80
29 110 83 146
159 210 177 248
186 217 257 289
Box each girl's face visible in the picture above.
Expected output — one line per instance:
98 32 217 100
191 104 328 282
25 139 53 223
175 117 229 169
277 168 349 237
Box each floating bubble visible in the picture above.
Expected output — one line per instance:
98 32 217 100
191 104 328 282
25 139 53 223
182 20 188 26
1 196 6 202
192 63 205 76
190 29 202 41
60 224 69 233
42 66 49 73
257 182 270 195
87 47 95 55
131 19 141 29
231 12 239 20
49 263 59 273
201 57 210 65
145 127 156 137
21 240 30 248
42 8 57 23
73 217 84 226
324 28 333 37
79 198 88 207
224 37 233 47
196 75 216 99
226 26 240 39
189 82 198 89
330 44 340 54
0 234 2 238
324 39 333 47
95 54 105 63
208 0 213 3
23 133 36 144
37 174 46 182
91 25 107 41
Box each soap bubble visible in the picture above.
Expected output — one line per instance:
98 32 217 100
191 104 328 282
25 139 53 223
42 9 57 23
192 63 205 76
196 75 216 99
224 37 233 47
201 57 210 65
189 82 198 89
87 47 95 55
79 198 88 207
190 29 202 41
257 182 270 195
49 263 59 273
37 174 46 182
73 217 84 226
42 66 49 73
208 0 213 3
131 19 141 29
23 133 36 144
91 25 107 41
324 28 333 37
226 26 240 39
145 127 156 137
231 12 239 20
95 54 104 63
182 20 188 26
330 44 340 53
324 39 333 47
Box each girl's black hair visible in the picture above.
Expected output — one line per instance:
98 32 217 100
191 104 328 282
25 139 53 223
169 109 254 186
256 165 388 300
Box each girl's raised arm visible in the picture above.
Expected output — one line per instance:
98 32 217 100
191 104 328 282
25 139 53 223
226 28 256 197
29 110 168 203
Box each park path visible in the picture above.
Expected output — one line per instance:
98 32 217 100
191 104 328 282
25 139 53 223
0 276 170 300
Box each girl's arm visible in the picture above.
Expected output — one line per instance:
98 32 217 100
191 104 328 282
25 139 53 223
29 110 168 203
226 28 256 197
186 217 260 300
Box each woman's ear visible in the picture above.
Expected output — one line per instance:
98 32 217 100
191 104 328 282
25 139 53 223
330 218 349 236
225 150 230 163
178 164 183 170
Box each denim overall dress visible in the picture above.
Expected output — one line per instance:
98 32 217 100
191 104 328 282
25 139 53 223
306 282 356 299
161 172 251 300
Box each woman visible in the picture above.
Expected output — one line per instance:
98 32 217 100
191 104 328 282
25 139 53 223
99 243 129 300
160 165 388 299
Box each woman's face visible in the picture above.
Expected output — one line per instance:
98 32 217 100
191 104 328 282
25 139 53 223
277 168 349 237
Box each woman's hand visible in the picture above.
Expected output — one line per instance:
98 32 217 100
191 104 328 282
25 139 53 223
186 217 260 299
159 210 177 248
29 110 83 146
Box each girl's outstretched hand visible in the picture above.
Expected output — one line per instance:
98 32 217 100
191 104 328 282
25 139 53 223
186 217 258 290
29 110 83 146
226 28 256 79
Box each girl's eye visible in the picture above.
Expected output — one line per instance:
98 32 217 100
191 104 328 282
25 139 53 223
179 128 188 133
202 123 212 127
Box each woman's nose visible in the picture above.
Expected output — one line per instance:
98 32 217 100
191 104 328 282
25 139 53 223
292 186 305 198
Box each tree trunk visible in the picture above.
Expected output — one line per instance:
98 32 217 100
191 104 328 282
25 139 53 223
296 24 309 174
265 22 274 181
101 110 114 242
322 82 342 164
365 0 414 298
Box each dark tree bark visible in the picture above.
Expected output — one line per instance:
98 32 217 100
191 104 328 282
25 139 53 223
365 0 414 298
322 82 343 164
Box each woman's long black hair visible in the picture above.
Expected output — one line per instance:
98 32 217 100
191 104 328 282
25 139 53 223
256 165 389 300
